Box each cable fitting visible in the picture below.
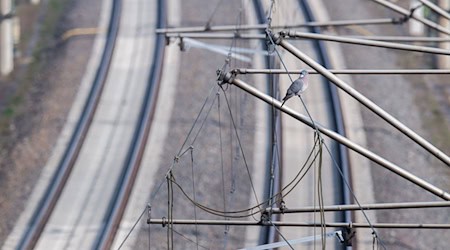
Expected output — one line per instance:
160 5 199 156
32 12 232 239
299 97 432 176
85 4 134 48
216 69 235 86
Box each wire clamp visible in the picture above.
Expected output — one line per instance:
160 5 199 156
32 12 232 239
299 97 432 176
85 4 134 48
260 211 271 226
392 3 423 24
146 204 152 224
161 217 168 227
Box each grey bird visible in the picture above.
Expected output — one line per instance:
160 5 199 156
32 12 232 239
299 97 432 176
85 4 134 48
280 69 309 107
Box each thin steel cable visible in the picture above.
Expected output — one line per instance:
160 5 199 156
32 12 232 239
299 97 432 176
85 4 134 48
172 227 210 250
204 0 226 29
268 219 295 250
189 148 200 250
317 136 326 249
217 92 231 248
222 7 247 248
267 0 276 28
190 89 221 146
146 84 219 214
148 204 151 250
116 207 147 250
220 85 262 210
323 143 387 250
178 85 219 156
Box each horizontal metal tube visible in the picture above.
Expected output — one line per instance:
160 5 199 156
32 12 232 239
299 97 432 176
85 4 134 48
276 36 450 166
165 33 450 43
221 73 450 200
371 0 450 35
148 219 450 229
233 68 450 75
283 31 450 55
165 33 265 39
266 201 450 213
350 35 450 42
155 18 398 34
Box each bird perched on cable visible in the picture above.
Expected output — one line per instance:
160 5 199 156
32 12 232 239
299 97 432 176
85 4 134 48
280 69 309 107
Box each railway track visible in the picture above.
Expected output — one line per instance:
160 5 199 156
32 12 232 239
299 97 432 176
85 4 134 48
6 0 165 249
252 0 351 248
16 0 122 248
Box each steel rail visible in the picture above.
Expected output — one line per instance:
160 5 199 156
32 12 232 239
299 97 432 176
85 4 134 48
155 18 400 34
17 0 122 249
218 72 450 200
281 31 450 55
274 33 450 166
266 201 450 213
94 0 167 249
148 219 450 229
233 68 450 75
418 0 450 21
371 0 450 35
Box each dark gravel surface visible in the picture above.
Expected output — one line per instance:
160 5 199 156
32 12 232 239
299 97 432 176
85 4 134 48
0 0 101 244
133 0 262 249
322 1 450 249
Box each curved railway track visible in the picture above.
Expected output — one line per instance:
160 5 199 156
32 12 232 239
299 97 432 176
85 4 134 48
13 0 166 249
17 0 122 248
94 0 166 248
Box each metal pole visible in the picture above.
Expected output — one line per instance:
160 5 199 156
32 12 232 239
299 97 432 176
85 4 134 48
282 31 450 55
266 201 450 213
219 73 450 200
165 33 265 39
418 0 450 21
371 0 450 35
165 33 450 43
350 35 450 42
233 68 450 75
274 34 450 166
148 219 450 229
0 0 13 76
156 18 398 34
